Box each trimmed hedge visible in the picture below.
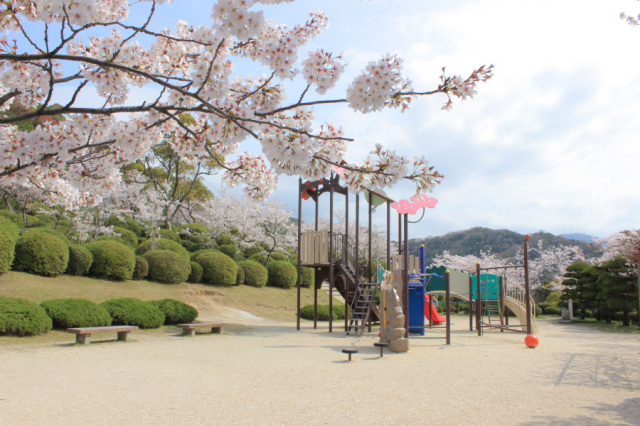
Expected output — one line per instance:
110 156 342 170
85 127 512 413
236 264 245 285
21 227 69 243
187 261 203 283
0 297 52 336
196 251 238 286
136 238 190 261
151 299 198 325
267 260 297 289
40 298 112 328
66 244 93 276
13 232 69 276
133 256 149 280
191 249 218 263
238 260 268 288
100 298 165 329
113 226 139 248
86 240 135 280
0 228 16 273
301 267 314 288
0 215 20 240
300 304 348 321
218 244 237 259
143 250 191 284
159 229 181 243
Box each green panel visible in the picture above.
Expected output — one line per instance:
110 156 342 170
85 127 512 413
424 266 446 292
471 274 501 300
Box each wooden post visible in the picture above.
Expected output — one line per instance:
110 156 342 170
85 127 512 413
314 185 319 329
445 270 451 345
524 235 532 335
386 201 390 276
476 262 482 336
367 193 372 333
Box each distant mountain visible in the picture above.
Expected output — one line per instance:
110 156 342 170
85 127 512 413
409 227 603 266
558 233 599 243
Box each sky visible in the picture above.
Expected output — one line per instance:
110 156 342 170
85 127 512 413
148 1 640 239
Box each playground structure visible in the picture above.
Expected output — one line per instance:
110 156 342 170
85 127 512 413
407 240 537 336
296 172 420 339
295 171 536 346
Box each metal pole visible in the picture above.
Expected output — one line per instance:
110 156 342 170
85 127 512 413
403 214 409 338
476 262 482 336
345 189 349 332
386 201 390 273
524 235 532 335
499 275 504 332
329 181 334 333
469 275 473 331
314 187 318 328
368 192 372 283
446 270 451 345
296 178 302 331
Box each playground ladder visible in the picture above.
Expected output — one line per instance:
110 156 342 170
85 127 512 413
346 282 378 336
484 300 502 326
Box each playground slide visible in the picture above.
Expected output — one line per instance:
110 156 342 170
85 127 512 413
424 295 446 325
503 297 537 334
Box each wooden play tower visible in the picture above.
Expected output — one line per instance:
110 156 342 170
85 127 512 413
295 172 414 335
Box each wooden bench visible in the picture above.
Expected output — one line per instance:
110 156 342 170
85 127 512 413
66 325 139 344
176 322 227 336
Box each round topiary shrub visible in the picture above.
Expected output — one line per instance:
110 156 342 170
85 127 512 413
136 238 190 261
236 264 245 285
159 229 181 243
0 297 52 336
0 210 24 228
196 251 238 286
13 232 69 276
66 244 93 276
132 256 149 280
248 252 267 265
0 215 20 240
20 227 69 243
216 233 235 247
86 240 135 281
218 244 237 259
191 249 218 263
106 216 144 237
143 250 191 284
187 261 203 283
238 260 268 288
267 260 297 289
0 228 16 273
270 252 288 262
301 267 314 288
100 298 164 329
150 299 198 325
300 304 348 321
544 306 562 316
113 226 139 248
40 298 112 328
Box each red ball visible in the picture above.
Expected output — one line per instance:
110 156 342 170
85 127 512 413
525 334 539 348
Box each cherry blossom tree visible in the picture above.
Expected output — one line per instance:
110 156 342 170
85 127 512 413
0 0 492 208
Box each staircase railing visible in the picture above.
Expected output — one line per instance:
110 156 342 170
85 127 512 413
504 282 537 318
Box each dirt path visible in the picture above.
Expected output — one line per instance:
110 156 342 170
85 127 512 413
1 318 639 425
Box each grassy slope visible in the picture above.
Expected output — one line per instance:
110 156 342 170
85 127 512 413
0 271 331 322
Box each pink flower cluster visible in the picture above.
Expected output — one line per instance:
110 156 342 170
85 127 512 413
391 194 438 215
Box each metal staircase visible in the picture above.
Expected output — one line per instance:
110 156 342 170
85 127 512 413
346 282 378 336
484 300 502 326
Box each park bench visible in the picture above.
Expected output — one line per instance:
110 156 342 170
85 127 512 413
66 325 139 344
176 322 227 336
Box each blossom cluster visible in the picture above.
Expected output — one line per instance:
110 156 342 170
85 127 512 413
0 0 492 212
346 54 414 113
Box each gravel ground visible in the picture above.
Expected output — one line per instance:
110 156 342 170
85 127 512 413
1 317 639 425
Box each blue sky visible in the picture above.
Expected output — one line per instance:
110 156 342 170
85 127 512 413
145 1 640 239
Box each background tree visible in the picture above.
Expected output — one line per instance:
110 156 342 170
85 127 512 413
593 257 638 326
561 261 592 320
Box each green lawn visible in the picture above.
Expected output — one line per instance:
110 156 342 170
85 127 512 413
0 271 338 322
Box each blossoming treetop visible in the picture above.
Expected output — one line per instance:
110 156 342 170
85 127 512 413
0 0 492 207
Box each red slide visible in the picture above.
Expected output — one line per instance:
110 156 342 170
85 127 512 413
424 294 445 325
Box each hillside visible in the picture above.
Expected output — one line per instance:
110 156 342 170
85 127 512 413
409 227 603 266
